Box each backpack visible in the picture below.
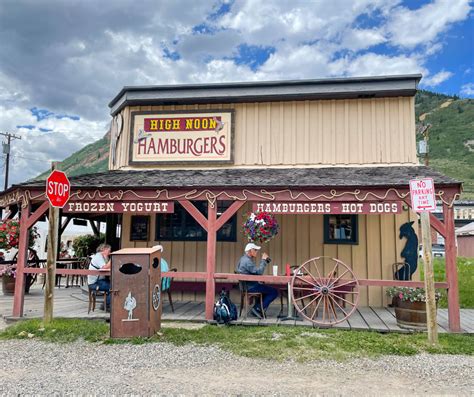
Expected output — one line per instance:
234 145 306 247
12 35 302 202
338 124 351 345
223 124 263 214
213 289 238 324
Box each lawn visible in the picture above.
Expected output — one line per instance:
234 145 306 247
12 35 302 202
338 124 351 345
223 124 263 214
0 318 472 362
419 257 474 308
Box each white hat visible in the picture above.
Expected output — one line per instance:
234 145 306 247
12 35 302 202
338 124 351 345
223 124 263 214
245 242 261 252
153 244 164 252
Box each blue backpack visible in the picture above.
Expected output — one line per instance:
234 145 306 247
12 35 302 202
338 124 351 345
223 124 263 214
213 289 238 324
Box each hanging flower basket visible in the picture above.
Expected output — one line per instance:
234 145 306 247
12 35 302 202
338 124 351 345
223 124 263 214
242 211 279 244
0 220 39 250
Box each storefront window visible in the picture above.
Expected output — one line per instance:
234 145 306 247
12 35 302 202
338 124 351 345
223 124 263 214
155 201 236 242
324 214 358 244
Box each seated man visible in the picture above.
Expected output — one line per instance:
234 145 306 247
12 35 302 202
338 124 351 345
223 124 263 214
88 243 112 310
236 242 278 318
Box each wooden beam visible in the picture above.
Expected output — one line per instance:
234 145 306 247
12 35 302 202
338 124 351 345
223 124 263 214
429 213 446 237
178 200 208 232
25 201 49 229
215 200 246 231
205 204 217 320
443 203 461 332
89 219 100 236
59 215 72 235
12 205 30 317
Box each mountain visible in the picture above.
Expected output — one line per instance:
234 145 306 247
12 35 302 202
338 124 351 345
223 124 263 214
415 90 474 199
34 91 474 198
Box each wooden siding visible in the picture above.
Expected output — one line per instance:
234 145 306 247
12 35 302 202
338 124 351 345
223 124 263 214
120 205 419 307
109 97 417 170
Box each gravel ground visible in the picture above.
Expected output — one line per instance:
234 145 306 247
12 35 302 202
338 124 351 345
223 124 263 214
0 339 473 396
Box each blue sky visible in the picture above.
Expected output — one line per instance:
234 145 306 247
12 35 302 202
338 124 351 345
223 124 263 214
0 0 472 186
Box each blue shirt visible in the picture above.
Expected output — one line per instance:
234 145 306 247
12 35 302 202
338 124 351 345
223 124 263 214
235 254 268 289
161 258 171 291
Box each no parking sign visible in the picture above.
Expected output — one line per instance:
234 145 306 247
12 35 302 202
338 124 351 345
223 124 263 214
409 178 436 212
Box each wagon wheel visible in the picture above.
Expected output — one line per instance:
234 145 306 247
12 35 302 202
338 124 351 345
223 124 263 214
290 256 360 326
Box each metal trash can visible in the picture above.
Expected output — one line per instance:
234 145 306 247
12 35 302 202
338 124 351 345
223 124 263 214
110 247 162 338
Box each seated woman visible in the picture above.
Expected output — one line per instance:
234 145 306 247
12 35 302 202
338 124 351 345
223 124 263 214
87 244 111 309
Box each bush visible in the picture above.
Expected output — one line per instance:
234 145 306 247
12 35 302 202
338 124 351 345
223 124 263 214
72 234 105 257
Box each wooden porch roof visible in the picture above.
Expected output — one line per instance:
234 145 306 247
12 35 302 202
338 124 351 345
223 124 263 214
11 165 461 190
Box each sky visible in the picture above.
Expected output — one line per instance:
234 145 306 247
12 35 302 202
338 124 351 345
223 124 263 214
0 0 472 187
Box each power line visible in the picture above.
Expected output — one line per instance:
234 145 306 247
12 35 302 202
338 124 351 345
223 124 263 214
9 154 52 163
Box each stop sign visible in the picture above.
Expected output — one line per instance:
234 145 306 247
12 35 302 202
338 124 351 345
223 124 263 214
46 170 71 208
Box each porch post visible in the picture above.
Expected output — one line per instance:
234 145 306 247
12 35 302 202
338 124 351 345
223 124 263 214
205 204 217 320
443 203 461 332
12 204 30 317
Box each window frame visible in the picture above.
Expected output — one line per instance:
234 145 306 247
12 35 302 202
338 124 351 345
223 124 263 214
323 214 359 245
155 201 237 242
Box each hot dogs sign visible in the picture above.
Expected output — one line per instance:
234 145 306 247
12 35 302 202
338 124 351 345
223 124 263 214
130 111 234 164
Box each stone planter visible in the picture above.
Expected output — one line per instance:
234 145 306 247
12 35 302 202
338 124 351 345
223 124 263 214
393 298 428 330
2 274 16 295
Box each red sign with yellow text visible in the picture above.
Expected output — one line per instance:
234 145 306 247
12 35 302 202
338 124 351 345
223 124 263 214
130 111 233 165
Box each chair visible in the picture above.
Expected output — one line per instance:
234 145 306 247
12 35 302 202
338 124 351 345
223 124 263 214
88 287 108 314
237 277 266 319
162 268 177 313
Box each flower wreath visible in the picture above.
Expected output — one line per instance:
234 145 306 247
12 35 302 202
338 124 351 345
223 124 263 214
242 211 279 244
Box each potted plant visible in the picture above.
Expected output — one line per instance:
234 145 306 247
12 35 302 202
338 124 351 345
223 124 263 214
0 220 40 294
242 211 279 244
387 287 441 329
0 265 16 295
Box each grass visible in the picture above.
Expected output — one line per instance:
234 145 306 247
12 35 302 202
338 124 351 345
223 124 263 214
419 257 474 308
1 319 472 362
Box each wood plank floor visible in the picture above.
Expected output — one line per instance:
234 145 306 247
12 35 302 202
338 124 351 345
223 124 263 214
1 285 473 333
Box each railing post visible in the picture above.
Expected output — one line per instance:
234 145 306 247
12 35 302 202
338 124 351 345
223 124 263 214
443 203 461 332
12 204 30 317
205 203 217 320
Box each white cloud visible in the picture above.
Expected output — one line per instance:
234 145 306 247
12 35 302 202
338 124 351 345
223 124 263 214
422 70 453 87
0 0 471 186
460 83 474 96
386 0 471 49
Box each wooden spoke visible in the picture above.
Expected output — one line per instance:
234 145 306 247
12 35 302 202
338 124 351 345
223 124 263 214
294 291 320 302
303 263 323 286
328 269 349 288
300 294 321 313
292 286 319 292
328 291 356 307
295 275 319 288
329 294 349 317
327 296 338 322
310 295 323 320
310 260 326 284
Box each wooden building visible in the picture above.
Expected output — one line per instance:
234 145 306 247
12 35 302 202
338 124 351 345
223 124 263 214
0 74 463 331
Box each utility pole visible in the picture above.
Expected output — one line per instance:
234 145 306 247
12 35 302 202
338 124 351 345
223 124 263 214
0 132 22 190
416 123 431 166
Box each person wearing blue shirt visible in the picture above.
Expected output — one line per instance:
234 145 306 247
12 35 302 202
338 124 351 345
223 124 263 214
236 242 278 318
153 245 171 292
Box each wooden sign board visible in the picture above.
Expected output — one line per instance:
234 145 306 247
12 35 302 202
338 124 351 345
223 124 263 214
130 110 234 165
252 202 402 214
63 201 174 214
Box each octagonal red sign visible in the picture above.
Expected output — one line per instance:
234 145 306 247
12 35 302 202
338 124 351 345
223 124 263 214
46 170 70 208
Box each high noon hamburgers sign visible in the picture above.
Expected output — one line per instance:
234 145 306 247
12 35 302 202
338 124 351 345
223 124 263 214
130 110 234 165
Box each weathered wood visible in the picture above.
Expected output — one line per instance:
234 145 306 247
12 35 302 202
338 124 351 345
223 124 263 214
421 211 438 344
44 199 59 324
12 205 30 317
205 204 217 320
443 203 461 332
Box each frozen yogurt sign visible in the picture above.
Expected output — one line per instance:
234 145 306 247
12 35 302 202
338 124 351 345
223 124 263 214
130 111 233 165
